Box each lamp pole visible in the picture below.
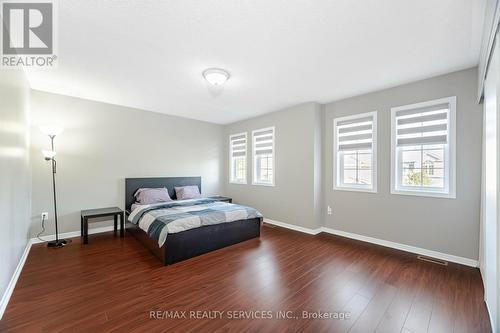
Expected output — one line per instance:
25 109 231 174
47 134 66 248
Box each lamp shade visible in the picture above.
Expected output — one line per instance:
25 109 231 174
42 150 57 159
40 126 64 137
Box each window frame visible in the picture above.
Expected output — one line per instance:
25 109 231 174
229 132 248 184
333 111 378 193
252 126 276 186
390 96 456 199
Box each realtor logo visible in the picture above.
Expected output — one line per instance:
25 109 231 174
1 0 57 68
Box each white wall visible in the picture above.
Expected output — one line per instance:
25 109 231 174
29 90 225 236
324 68 482 261
0 68 31 316
480 34 499 333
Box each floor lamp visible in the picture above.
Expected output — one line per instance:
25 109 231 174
41 126 67 248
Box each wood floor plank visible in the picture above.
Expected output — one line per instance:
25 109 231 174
349 282 398 332
0 226 491 332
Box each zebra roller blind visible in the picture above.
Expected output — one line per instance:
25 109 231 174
334 111 377 192
394 103 449 147
230 133 247 158
253 128 274 156
390 96 456 198
229 132 247 183
252 127 275 185
337 115 374 151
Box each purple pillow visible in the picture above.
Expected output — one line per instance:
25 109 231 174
175 186 201 200
134 188 172 204
130 203 141 212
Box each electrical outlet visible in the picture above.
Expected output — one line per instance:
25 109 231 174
41 212 49 220
327 206 332 215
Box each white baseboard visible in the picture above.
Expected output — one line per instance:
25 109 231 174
262 218 478 268
484 298 496 333
30 225 116 244
321 227 478 267
478 260 494 332
0 239 32 320
263 218 322 235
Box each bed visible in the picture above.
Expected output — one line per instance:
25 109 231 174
124 177 262 265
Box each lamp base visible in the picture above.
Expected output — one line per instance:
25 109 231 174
47 239 68 248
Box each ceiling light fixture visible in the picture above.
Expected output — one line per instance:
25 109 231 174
203 68 230 86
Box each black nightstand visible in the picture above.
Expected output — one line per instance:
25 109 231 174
207 196 232 203
81 207 124 244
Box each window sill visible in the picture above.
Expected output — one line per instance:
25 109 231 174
252 182 275 187
391 188 456 199
229 181 247 185
333 186 377 193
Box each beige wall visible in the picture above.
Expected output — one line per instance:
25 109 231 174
324 68 482 260
0 68 31 309
224 102 323 229
29 90 225 236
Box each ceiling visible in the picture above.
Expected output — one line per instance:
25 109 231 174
26 0 486 124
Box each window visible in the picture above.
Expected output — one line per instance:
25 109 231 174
229 132 247 184
391 96 456 198
333 111 377 192
252 127 275 186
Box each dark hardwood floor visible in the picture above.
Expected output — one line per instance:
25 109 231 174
1 225 491 332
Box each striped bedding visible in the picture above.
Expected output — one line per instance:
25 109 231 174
128 198 262 247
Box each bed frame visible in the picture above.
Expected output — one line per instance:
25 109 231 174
124 177 262 265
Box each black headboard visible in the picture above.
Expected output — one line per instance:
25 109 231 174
125 177 201 211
